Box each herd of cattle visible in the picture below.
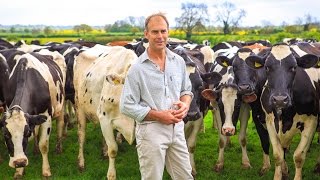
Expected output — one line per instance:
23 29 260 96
0 37 319 179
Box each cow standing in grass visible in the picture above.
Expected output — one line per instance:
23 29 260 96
245 43 320 179
0 49 66 178
73 45 137 179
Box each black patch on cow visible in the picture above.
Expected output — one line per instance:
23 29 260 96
111 99 114 103
47 127 51 135
103 112 106 116
90 98 92 104
296 122 304 132
85 89 87 94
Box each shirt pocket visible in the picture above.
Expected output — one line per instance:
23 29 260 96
135 123 148 140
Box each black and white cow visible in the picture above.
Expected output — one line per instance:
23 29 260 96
201 42 252 172
171 46 220 176
214 44 273 176
245 43 320 179
0 49 66 178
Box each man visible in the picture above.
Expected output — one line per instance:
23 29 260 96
120 12 194 180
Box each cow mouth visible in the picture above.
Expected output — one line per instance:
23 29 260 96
242 92 257 103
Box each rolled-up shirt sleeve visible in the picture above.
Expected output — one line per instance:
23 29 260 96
120 71 151 122
180 60 194 100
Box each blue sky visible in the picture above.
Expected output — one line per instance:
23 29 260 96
1 0 319 27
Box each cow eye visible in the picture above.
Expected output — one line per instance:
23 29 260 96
290 66 297 72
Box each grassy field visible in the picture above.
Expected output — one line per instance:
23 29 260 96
0 111 319 180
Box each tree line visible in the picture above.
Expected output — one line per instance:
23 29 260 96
1 1 319 40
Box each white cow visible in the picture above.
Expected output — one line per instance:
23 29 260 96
73 45 136 179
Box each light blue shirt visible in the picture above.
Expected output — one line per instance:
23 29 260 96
120 47 193 123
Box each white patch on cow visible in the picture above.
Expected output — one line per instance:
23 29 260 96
200 46 215 65
271 45 291 61
5 108 28 167
304 67 320 89
62 47 79 57
186 66 196 74
143 42 149 49
238 52 251 61
290 45 307 57
17 44 49 53
221 87 237 128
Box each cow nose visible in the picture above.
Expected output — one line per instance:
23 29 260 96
239 84 251 91
272 95 289 107
13 158 28 168
222 127 235 136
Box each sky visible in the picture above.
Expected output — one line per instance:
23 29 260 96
1 0 319 27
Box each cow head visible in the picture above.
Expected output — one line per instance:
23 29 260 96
1 105 47 168
202 70 241 136
245 43 318 115
216 48 270 103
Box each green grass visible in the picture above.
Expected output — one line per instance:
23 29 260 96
0 111 319 179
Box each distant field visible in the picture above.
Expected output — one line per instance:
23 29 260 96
0 111 319 179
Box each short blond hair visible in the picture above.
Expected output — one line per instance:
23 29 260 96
144 12 169 31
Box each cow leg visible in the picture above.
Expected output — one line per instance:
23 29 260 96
55 112 65 154
251 109 271 176
14 167 25 179
184 116 203 177
39 117 52 177
293 117 317 180
238 103 251 169
77 109 87 172
265 113 284 180
214 134 227 172
99 118 117 180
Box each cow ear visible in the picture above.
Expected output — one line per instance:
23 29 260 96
201 89 217 101
245 55 265 69
25 114 47 126
296 54 319 68
216 56 232 67
106 74 124 85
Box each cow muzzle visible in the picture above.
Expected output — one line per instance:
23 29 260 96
271 95 290 108
222 127 235 136
11 158 28 168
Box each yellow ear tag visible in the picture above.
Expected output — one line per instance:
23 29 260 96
113 79 121 85
222 61 228 67
317 60 320 67
254 62 262 68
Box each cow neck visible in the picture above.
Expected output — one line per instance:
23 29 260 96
147 48 166 72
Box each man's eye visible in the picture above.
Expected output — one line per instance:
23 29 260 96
161 30 167 34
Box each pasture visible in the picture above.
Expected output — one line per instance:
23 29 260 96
0 111 319 179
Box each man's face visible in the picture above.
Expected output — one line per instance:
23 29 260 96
144 16 168 50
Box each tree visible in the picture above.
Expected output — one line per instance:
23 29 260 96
43 26 53 36
175 2 209 40
213 1 246 34
73 24 93 35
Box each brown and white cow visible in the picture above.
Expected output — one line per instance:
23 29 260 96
73 45 136 179
0 49 66 178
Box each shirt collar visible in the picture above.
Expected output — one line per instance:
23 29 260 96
139 47 177 63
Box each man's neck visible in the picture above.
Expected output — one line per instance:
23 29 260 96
147 48 166 71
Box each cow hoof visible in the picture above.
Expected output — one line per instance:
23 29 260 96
14 174 23 180
42 172 52 178
213 164 223 172
78 165 85 172
259 167 270 176
55 145 62 154
314 163 320 174
191 169 197 177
